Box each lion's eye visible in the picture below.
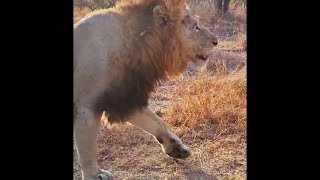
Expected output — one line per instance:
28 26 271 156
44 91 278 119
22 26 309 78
193 24 200 32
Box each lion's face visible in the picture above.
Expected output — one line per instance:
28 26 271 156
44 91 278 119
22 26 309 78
182 12 218 69
113 0 219 77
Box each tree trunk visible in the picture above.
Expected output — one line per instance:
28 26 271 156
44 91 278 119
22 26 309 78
223 0 230 14
215 0 223 14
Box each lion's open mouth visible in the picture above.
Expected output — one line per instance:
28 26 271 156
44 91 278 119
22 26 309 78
196 49 214 61
196 54 209 61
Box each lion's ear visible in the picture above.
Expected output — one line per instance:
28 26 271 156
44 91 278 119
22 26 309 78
153 0 185 26
153 5 168 26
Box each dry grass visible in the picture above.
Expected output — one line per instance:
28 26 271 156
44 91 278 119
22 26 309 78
74 1 246 179
73 6 92 23
164 70 246 131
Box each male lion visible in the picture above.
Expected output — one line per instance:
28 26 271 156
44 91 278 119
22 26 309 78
74 0 218 179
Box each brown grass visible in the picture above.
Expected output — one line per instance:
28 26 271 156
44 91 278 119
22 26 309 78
165 70 246 131
73 6 92 23
74 1 246 179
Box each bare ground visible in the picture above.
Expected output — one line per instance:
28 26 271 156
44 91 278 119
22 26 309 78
74 2 247 180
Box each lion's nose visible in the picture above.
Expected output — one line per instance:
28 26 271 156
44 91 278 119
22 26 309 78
212 40 218 46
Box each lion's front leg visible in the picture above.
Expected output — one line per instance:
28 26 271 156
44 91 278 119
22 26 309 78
127 107 191 159
74 107 113 180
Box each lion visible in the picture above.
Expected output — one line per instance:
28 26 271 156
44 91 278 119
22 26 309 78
74 0 218 179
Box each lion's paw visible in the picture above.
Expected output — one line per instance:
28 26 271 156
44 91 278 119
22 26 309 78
156 134 192 159
166 142 191 159
96 169 113 180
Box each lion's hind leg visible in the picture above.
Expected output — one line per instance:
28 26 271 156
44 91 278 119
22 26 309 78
74 106 113 180
127 107 191 159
